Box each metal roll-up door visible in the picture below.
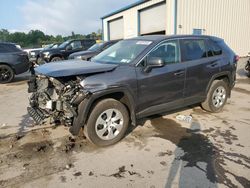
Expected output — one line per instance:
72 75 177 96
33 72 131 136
139 3 166 35
108 17 124 40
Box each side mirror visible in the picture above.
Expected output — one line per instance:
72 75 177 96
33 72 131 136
144 57 164 73
66 45 73 51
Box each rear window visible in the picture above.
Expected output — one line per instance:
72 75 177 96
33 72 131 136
181 39 207 61
0 44 21 53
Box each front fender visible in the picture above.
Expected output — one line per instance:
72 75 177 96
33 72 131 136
69 87 136 136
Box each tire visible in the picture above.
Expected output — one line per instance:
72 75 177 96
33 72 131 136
0 64 15 84
201 80 229 113
51 57 62 62
84 98 129 147
37 57 45 65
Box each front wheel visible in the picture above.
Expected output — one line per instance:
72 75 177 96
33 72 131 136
84 99 129 147
0 65 15 84
51 57 62 62
201 80 229 112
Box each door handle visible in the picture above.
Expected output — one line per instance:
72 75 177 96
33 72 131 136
210 62 218 67
174 70 185 76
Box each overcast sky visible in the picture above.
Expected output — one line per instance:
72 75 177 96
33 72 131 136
0 0 137 36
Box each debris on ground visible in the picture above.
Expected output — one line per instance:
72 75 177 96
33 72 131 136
23 163 29 170
176 114 192 123
110 166 126 178
88 171 94 176
160 161 167 166
73 172 82 176
158 150 173 157
1 123 7 128
33 145 47 152
65 163 74 170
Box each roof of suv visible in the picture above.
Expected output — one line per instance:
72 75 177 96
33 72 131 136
130 35 223 42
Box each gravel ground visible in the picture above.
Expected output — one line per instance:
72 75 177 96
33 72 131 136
0 58 250 188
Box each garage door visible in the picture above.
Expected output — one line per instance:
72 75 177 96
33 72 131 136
139 3 166 35
108 17 124 40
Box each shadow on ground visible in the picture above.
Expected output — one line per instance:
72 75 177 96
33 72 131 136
149 116 250 188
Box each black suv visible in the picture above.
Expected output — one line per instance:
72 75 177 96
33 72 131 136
0 42 30 83
28 35 238 146
68 40 119 61
38 39 96 63
29 43 61 64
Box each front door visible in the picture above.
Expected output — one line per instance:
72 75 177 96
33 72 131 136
135 40 186 117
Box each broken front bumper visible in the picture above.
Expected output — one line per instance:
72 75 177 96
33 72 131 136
27 107 47 124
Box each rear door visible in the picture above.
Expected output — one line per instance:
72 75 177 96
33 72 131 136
180 38 221 103
136 40 186 116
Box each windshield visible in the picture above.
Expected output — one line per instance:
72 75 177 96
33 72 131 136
44 44 54 50
92 40 152 64
51 44 60 49
59 40 70 48
88 43 103 51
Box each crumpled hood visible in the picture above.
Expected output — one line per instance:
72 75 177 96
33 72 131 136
35 60 118 77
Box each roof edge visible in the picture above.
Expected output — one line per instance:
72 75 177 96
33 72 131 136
101 0 150 19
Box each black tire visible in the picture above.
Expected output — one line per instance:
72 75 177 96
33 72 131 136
201 80 229 112
84 98 129 147
0 64 15 84
51 57 62 62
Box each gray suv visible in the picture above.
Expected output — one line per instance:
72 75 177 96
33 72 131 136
27 35 238 146
0 42 29 83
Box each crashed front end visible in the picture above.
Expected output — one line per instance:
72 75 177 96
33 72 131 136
27 74 89 127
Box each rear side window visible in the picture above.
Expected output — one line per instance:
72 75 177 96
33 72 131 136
0 44 21 53
180 39 207 61
208 40 222 56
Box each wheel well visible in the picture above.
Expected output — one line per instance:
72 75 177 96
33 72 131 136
214 75 230 85
88 92 133 122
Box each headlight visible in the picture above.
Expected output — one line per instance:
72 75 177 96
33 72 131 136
30 52 35 56
74 56 82 60
44 52 50 56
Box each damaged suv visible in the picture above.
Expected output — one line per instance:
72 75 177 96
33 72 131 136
28 35 238 146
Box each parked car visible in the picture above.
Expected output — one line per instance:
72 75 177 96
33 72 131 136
68 40 119 61
38 39 96 64
0 42 30 84
245 53 250 77
29 43 61 64
27 35 238 146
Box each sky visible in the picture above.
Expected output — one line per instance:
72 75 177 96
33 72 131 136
0 0 137 36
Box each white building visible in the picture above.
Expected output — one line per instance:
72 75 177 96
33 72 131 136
101 0 250 56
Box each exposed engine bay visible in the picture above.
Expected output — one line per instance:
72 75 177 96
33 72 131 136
27 75 89 126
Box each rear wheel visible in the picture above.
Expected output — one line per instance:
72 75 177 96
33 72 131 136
201 80 229 112
51 57 62 62
0 65 14 84
84 99 129 147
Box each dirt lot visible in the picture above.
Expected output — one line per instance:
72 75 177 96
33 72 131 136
0 58 250 188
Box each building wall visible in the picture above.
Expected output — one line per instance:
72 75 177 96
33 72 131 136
102 0 167 41
176 0 250 56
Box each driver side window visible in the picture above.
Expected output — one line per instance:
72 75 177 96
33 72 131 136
147 40 180 65
69 41 82 50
